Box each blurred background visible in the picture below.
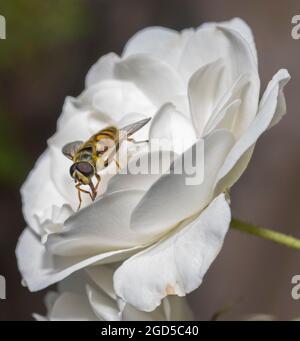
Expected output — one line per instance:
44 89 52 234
0 0 300 320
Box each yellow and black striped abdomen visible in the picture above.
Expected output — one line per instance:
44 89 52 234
89 126 120 170
92 126 120 154
93 126 119 143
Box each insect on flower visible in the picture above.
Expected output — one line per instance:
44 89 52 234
62 118 151 210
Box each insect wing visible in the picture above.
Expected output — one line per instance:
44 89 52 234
120 117 151 138
62 141 83 160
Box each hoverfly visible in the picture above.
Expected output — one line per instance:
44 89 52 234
62 117 151 210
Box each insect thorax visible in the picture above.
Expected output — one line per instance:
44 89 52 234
74 145 95 164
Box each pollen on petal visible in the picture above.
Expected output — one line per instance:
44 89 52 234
165 283 176 295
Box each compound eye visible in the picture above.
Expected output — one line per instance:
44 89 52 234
76 162 94 177
69 163 77 177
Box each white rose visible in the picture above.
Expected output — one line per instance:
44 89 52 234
16 18 290 314
34 266 193 321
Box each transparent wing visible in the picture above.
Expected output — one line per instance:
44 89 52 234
62 141 83 160
120 117 151 137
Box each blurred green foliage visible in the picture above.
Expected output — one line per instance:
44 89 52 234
0 0 89 185
0 0 88 69
0 106 29 184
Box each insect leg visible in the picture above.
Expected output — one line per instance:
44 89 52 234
75 183 93 210
94 173 101 191
88 180 98 201
114 158 122 170
87 174 101 202
76 185 82 211
127 137 149 144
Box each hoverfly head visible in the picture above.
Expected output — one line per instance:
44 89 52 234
70 162 95 185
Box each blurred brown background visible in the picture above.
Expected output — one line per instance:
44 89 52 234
0 0 300 320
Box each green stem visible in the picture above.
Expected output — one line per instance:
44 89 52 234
231 218 300 251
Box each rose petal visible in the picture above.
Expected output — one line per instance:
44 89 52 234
203 73 260 137
86 266 191 321
123 26 193 69
179 23 258 85
77 80 156 121
114 193 230 312
33 314 48 321
49 292 98 321
215 69 290 193
56 96 88 131
47 190 153 257
130 129 234 236
86 285 120 321
20 151 68 235
114 55 185 107
107 150 177 194
188 59 229 136
93 80 156 119
201 18 257 64
203 99 241 136
86 265 117 300
85 52 120 88
50 109 107 149
57 269 89 295
149 103 197 154
16 228 141 292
